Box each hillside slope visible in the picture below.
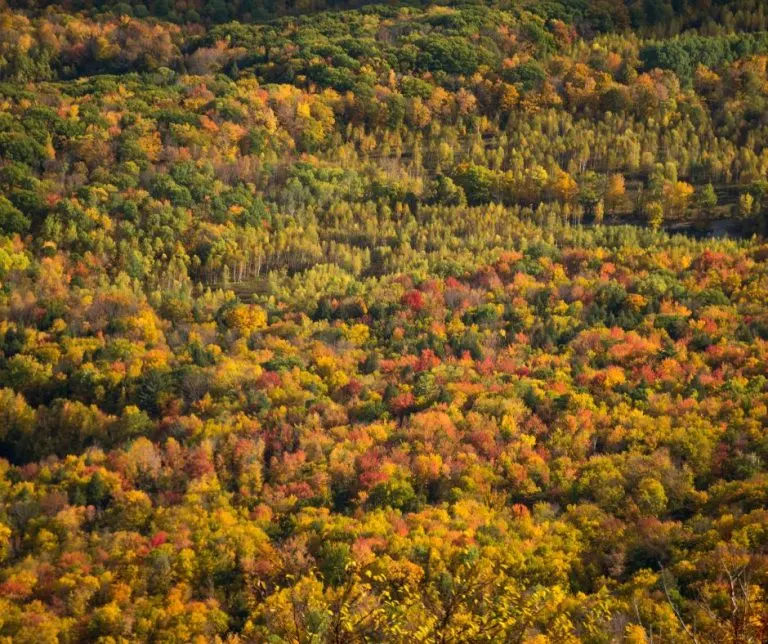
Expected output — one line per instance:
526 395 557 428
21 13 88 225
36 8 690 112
0 2 767 642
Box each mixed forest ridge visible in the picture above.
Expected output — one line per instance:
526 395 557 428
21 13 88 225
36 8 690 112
1 0 768 641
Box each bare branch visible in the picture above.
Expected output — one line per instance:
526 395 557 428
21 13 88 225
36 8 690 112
659 562 699 644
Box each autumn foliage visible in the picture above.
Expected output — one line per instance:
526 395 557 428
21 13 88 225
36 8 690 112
0 0 767 642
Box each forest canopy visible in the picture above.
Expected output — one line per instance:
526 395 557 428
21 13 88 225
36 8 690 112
0 0 767 642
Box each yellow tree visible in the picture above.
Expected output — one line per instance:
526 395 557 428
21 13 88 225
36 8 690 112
551 169 579 203
605 173 627 213
663 181 694 219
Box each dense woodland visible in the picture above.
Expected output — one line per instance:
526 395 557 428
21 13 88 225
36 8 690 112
1 0 768 641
